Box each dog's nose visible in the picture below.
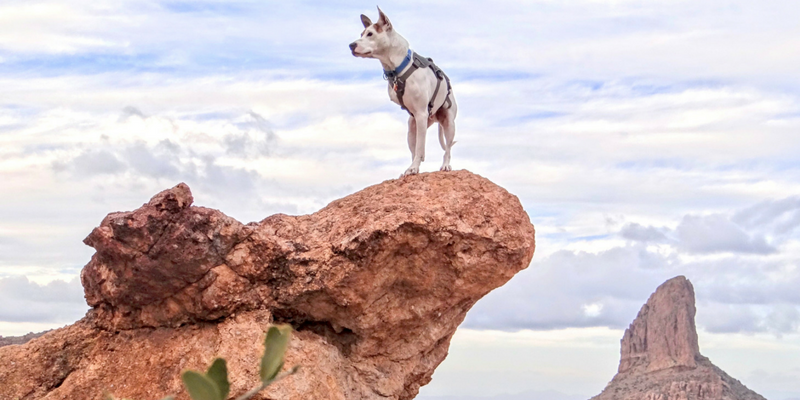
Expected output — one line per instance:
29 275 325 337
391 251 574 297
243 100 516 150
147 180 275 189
349 42 357 51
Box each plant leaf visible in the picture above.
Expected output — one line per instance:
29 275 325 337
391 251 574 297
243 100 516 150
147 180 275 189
206 358 230 400
259 325 292 382
182 370 221 400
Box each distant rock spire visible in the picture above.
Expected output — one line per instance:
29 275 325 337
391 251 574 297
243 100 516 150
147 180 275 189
619 276 700 373
591 276 767 400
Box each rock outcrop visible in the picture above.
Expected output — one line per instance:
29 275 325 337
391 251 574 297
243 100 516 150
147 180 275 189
591 276 766 400
0 170 535 400
0 331 50 348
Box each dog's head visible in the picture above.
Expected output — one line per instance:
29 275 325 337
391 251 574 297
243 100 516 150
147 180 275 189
349 7 393 59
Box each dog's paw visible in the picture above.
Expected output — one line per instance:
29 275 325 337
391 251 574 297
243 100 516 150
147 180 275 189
402 166 419 177
440 164 452 172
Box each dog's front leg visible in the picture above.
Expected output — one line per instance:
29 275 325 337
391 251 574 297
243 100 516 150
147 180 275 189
407 116 417 162
402 111 427 176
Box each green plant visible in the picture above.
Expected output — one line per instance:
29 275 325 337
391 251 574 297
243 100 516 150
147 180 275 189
181 358 230 400
106 324 299 400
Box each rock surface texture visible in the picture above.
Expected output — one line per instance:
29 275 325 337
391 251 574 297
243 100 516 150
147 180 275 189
0 170 536 400
591 276 766 400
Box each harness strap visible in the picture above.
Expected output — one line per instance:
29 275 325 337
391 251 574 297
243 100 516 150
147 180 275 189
386 51 452 116
427 61 453 114
393 61 419 113
441 70 453 110
430 72 442 114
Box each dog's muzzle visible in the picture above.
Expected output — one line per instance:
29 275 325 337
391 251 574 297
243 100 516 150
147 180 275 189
349 42 357 52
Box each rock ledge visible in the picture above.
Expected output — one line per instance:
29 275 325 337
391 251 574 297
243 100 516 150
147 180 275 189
0 170 535 400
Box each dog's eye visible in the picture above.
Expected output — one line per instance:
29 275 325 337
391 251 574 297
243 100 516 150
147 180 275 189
367 32 373 37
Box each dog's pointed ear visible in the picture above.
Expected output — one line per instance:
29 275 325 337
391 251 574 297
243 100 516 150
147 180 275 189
360 14 372 28
376 6 392 32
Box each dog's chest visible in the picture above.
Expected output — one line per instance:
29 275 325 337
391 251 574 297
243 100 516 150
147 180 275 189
387 83 401 105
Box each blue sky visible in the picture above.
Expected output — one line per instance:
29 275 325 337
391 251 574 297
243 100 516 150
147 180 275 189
2 1 800 399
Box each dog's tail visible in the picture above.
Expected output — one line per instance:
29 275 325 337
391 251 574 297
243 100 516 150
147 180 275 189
438 126 457 150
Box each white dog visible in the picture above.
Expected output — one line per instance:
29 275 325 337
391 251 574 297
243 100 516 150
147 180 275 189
350 7 457 177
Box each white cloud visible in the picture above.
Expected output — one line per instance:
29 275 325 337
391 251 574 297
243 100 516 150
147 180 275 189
0 2 123 53
465 244 674 331
735 197 800 236
419 327 800 399
582 303 604 318
676 214 775 254
0 276 87 323
620 223 669 243
417 328 621 398
466 195 800 335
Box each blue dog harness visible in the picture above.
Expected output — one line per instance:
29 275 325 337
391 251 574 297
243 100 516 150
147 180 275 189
383 49 452 115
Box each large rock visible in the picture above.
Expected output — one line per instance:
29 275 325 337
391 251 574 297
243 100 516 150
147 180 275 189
0 170 535 400
591 276 766 400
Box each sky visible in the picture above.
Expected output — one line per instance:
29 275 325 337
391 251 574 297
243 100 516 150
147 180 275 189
1 0 800 399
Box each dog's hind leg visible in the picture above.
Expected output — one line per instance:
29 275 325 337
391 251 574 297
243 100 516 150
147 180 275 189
439 116 455 172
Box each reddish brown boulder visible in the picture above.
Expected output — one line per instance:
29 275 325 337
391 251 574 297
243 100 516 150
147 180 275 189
0 170 535 400
591 276 766 400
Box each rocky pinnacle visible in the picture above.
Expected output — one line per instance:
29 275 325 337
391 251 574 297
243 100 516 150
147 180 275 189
619 276 700 373
591 276 766 400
